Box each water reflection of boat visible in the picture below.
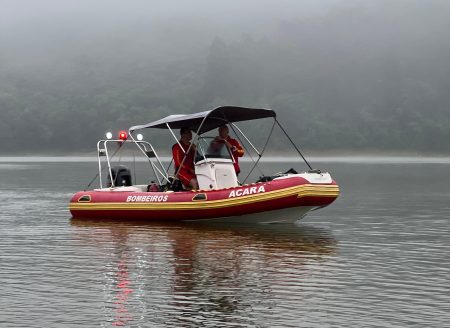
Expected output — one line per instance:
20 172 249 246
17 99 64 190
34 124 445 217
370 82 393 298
70 106 339 223
70 219 337 324
71 219 337 255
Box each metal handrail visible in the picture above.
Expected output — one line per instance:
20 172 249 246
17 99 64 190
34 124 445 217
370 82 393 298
96 139 168 188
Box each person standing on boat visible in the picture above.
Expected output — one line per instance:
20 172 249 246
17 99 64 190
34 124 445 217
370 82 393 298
214 125 244 175
172 127 199 190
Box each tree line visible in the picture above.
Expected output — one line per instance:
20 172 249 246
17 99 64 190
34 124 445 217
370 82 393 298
1 1 449 154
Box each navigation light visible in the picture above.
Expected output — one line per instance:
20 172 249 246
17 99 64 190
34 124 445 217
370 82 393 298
119 131 127 140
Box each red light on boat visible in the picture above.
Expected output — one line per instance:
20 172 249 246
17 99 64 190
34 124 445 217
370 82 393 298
119 131 127 140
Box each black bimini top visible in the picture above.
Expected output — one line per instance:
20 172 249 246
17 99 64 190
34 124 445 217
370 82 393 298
129 106 276 134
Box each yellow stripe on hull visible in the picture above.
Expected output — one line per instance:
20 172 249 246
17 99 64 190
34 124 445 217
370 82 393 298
69 184 339 211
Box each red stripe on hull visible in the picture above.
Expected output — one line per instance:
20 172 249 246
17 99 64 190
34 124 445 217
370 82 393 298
70 195 336 221
69 177 339 221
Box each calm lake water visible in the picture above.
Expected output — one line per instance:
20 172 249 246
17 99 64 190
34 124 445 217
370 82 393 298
1 158 449 327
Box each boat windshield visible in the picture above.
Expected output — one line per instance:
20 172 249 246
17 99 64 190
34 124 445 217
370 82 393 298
195 137 233 162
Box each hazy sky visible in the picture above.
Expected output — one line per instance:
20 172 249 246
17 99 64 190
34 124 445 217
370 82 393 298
0 0 344 63
1 0 341 37
1 0 340 20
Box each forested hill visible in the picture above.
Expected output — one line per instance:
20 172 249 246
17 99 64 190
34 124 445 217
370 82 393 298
1 0 449 154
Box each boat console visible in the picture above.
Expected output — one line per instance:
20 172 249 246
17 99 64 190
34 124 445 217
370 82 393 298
194 137 239 190
195 158 238 190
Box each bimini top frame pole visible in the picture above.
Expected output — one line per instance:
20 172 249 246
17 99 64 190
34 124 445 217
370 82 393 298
171 115 208 184
239 118 277 183
275 119 313 171
128 133 169 185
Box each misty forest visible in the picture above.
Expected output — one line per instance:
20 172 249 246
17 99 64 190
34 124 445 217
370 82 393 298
1 0 449 154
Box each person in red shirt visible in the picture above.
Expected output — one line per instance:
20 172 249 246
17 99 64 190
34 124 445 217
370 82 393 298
214 125 245 175
172 127 199 190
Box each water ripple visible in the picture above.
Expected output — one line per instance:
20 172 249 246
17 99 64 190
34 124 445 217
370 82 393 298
1 162 450 327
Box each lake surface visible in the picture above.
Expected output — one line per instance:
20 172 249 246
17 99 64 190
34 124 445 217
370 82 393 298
1 158 449 327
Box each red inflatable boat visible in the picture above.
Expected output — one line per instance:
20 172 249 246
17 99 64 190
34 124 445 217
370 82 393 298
69 106 339 223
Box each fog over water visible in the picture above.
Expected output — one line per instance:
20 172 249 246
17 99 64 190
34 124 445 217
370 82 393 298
1 0 449 154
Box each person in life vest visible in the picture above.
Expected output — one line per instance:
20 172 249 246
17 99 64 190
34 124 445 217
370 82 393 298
214 125 245 175
172 127 199 190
